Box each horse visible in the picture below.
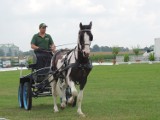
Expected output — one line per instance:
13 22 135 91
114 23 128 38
49 22 93 117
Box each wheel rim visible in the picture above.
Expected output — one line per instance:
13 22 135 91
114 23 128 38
23 83 28 109
18 87 22 107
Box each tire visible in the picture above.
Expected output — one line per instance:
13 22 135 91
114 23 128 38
18 83 24 108
23 82 32 110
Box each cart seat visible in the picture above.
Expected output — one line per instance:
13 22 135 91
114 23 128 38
28 50 53 74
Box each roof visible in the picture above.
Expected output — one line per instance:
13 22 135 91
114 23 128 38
0 44 19 48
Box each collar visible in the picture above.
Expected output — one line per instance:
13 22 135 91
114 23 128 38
38 33 48 37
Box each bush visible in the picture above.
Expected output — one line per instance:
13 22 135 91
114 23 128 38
27 57 33 65
124 54 130 62
132 45 140 56
90 54 114 62
148 53 155 61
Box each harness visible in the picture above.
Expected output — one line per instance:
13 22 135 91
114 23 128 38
52 47 92 85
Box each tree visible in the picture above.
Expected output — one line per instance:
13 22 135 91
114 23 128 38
112 46 120 64
0 49 5 56
112 46 120 58
100 46 112 52
132 45 140 61
92 44 100 52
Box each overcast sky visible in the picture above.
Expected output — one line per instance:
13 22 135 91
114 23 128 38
0 0 160 51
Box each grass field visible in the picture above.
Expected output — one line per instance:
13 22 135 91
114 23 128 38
0 64 160 120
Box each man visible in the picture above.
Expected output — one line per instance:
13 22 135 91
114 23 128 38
31 23 56 51
31 23 56 69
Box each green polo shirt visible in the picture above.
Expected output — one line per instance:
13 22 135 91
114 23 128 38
31 33 54 50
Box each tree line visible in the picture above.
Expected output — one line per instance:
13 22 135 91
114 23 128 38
91 44 152 52
0 44 153 57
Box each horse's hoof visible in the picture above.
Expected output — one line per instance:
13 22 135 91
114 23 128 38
60 103 66 110
78 112 86 117
54 106 59 113
54 110 59 113
79 113 86 117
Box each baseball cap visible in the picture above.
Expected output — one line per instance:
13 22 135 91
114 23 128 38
39 23 48 28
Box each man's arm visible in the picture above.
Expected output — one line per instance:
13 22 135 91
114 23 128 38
31 44 39 50
31 34 39 50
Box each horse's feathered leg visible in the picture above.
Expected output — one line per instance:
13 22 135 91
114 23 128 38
57 78 67 109
50 80 59 112
77 77 87 117
77 90 85 117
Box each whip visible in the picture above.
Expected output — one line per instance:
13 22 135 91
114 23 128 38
55 43 77 47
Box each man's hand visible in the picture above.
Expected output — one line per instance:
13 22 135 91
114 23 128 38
50 44 56 52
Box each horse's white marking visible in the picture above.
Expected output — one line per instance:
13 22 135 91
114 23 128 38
83 32 91 54
68 77 78 97
78 38 82 50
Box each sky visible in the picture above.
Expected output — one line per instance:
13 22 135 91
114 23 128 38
0 0 160 51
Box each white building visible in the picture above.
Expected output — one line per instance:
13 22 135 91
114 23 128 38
0 44 19 56
154 38 160 60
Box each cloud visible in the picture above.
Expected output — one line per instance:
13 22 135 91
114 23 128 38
11 0 106 16
69 0 106 14
0 0 160 51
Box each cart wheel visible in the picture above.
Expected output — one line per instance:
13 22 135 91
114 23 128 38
18 83 24 108
23 82 32 110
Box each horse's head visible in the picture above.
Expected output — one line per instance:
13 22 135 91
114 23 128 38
78 22 93 57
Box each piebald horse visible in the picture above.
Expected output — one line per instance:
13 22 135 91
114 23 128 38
49 22 93 117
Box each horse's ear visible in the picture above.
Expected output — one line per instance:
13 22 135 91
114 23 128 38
89 21 92 28
80 22 83 30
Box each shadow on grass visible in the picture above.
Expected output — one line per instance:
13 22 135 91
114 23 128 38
32 103 77 113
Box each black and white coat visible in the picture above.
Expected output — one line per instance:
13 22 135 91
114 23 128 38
49 22 93 117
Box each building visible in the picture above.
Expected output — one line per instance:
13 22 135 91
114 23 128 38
154 38 160 60
0 44 19 57
0 56 19 68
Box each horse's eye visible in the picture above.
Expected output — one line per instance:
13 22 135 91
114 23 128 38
90 34 93 41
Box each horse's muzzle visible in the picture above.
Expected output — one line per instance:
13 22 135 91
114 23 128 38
83 51 90 57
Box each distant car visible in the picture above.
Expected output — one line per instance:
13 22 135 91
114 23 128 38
2 60 11 68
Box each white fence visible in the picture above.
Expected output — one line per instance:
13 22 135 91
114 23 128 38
116 55 160 62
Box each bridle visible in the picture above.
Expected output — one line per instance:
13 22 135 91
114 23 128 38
80 29 91 32
78 29 92 51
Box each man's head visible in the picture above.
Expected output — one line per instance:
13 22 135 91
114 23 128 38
39 23 47 34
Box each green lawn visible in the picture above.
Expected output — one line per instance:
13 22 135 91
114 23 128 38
0 64 160 120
